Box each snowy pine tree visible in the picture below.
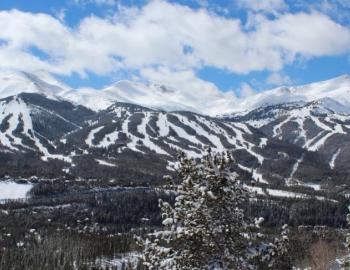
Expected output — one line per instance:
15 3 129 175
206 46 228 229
340 206 350 269
140 149 289 270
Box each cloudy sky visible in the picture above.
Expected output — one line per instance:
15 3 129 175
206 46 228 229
0 0 349 99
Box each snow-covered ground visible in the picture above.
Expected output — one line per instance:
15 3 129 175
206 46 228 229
244 185 333 202
95 252 141 269
0 181 33 201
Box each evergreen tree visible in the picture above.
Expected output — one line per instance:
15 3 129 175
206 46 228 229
140 149 289 269
340 206 350 269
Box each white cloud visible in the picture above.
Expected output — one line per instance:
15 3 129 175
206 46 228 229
252 12 350 58
239 82 256 98
294 0 350 24
266 72 292 86
0 1 349 97
55 8 66 22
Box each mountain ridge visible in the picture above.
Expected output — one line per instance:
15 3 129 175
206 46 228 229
0 91 342 190
0 70 349 190
1 69 349 116
229 74 350 116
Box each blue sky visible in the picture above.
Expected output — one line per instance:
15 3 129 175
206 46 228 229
0 0 349 97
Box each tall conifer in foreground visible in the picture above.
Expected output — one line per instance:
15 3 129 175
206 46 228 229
141 150 289 269
340 207 350 269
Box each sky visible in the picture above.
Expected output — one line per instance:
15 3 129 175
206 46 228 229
0 0 349 100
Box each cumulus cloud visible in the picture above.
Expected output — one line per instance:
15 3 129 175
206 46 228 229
253 12 350 58
266 72 292 86
55 8 66 22
0 1 349 90
294 0 350 24
239 82 256 98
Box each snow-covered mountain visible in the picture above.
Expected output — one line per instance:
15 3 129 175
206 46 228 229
62 81 203 112
225 101 350 176
1 69 349 116
0 69 70 100
232 75 350 115
0 69 350 188
0 93 93 160
63 80 237 115
0 91 332 187
221 75 350 171
0 69 237 115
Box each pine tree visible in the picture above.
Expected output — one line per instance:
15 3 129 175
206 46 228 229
340 206 350 269
140 149 289 269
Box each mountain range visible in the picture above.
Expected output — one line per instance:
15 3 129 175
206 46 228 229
0 69 349 191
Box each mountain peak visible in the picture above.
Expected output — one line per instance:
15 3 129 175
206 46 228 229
233 74 350 115
0 69 69 100
1 69 349 116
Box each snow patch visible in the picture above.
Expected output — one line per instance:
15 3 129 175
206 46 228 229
0 181 33 201
330 149 341 169
95 159 117 167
